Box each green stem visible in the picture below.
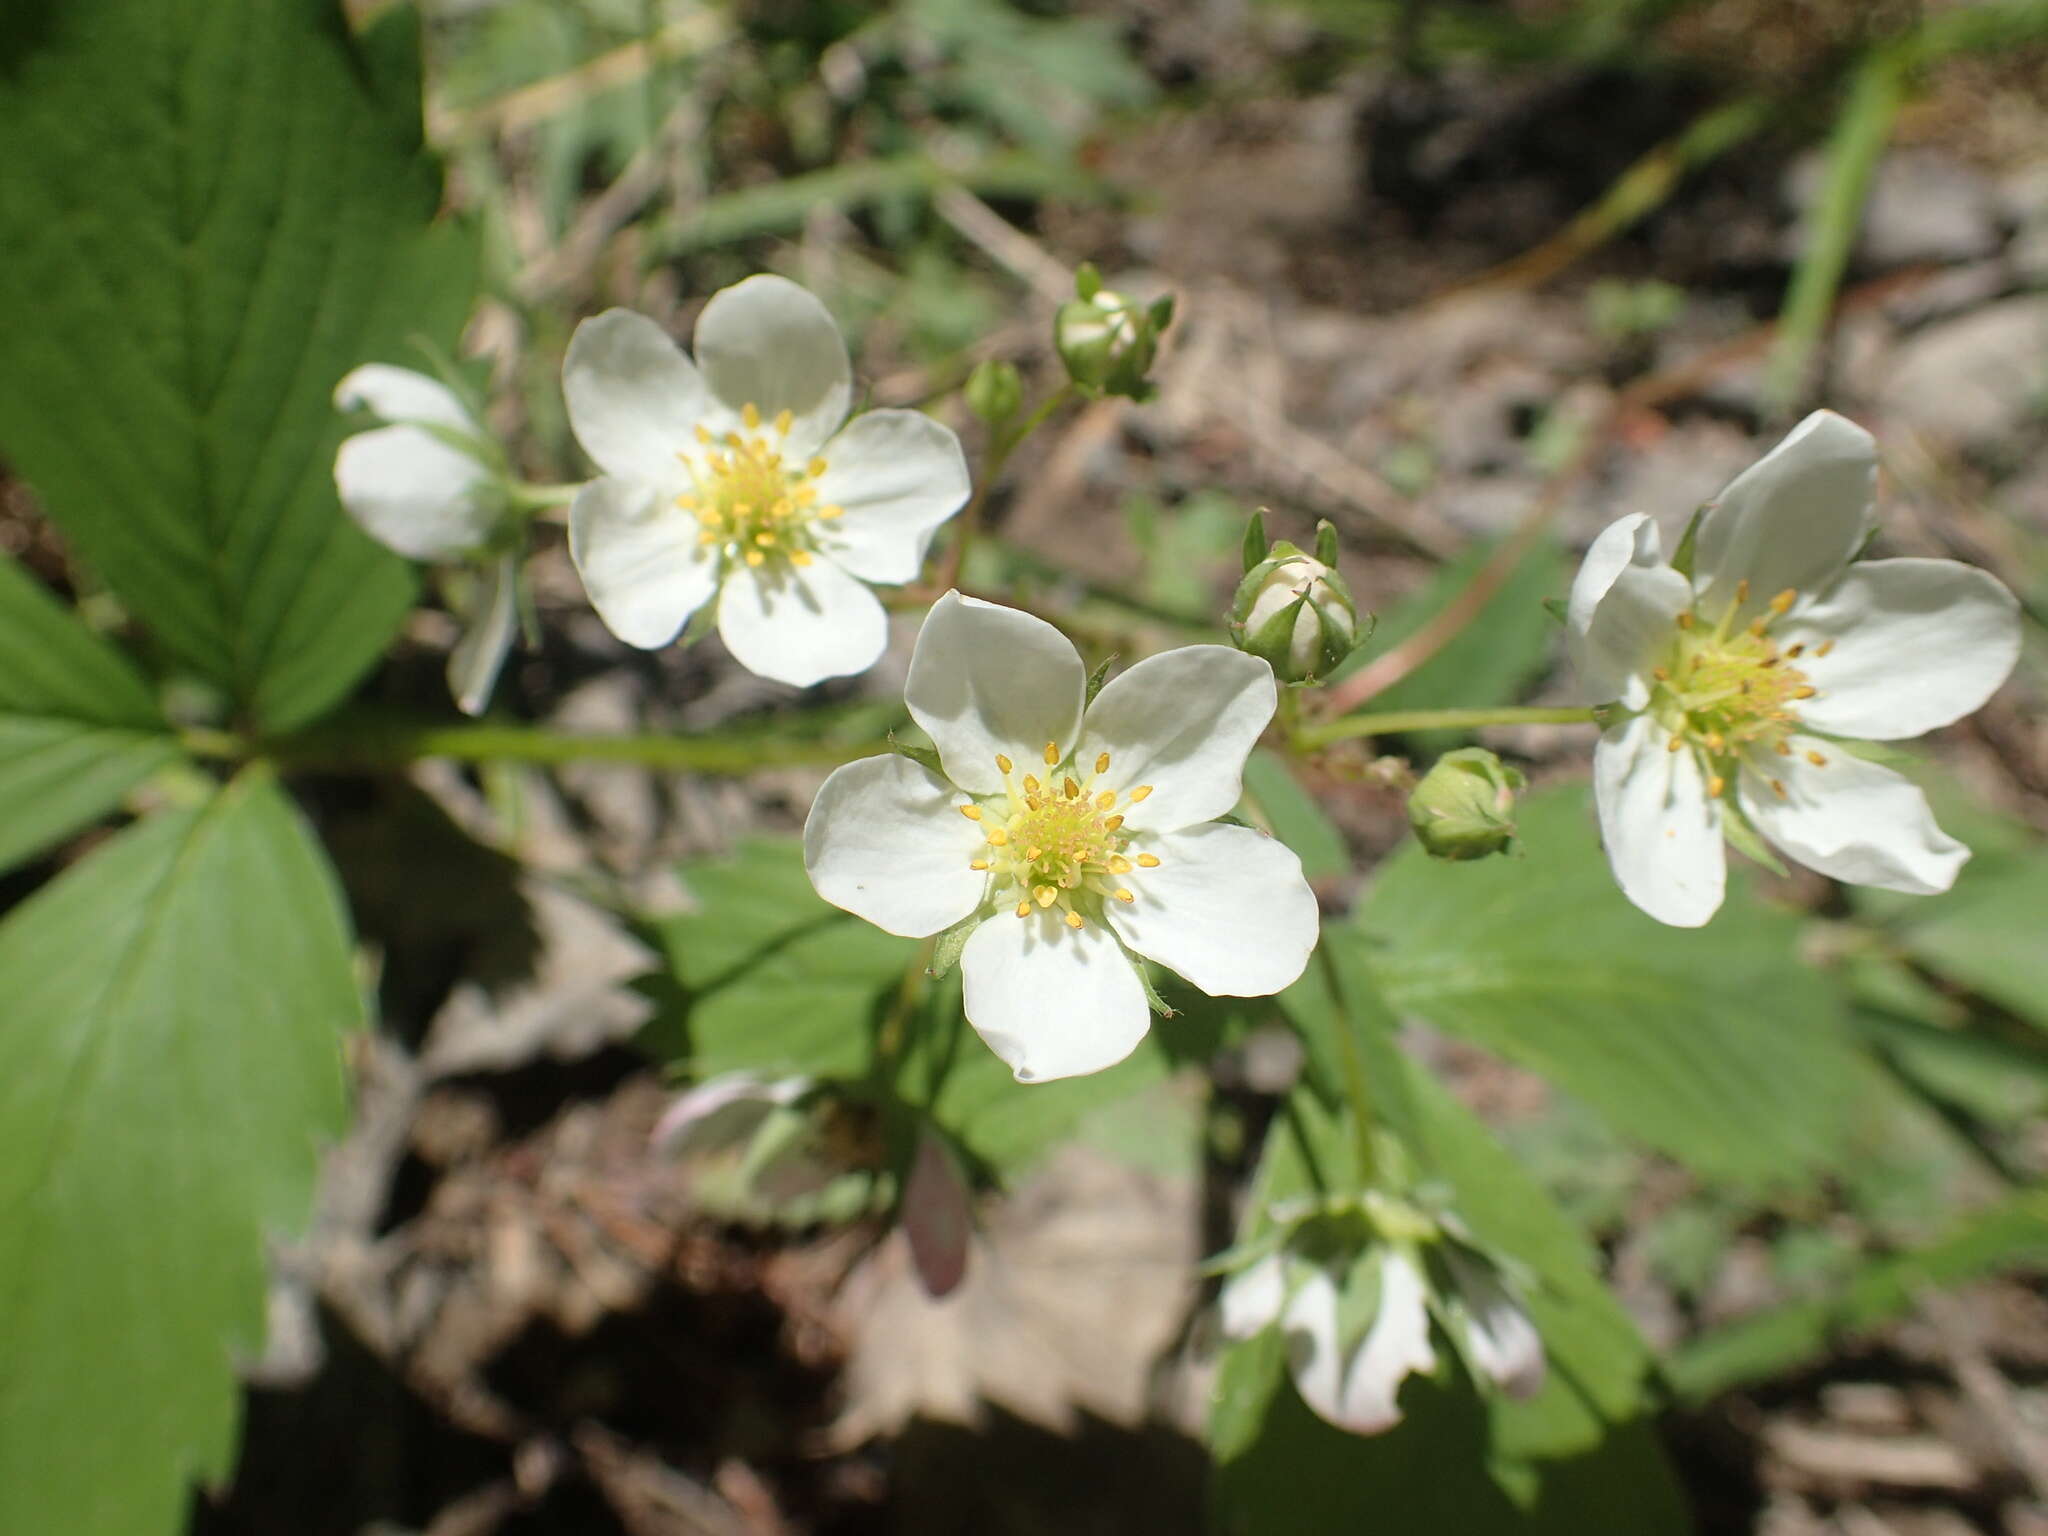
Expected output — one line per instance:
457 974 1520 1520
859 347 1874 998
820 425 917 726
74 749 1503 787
937 383 1077 589
508 480 584 511
1295 704 1599 751
190 719 890 776
1316 940 1380 1190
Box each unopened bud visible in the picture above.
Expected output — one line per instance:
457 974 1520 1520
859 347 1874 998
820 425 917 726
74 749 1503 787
1406 748 1525 861
964 358 1023 425
1054 264 1172 401
1230 524 1362 683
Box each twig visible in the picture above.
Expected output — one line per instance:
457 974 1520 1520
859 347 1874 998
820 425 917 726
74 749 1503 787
1918 1286 2048 1501
934 185 1073 303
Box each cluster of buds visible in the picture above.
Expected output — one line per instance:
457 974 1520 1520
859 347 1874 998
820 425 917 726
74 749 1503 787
1055 264 1174 402
1219 1186 1544 1436
1228 513 1366 684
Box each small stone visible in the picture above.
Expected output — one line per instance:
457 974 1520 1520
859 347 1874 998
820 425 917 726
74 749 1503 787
1877 295 2048 450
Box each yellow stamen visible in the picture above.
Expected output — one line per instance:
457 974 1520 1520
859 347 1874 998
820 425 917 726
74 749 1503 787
790 550 813 566
1792 685 1817 700
1096 791 1116 811
1023 775 1041 796
1095 753 1111 774
995 754 1013 774
774 408 793 435
1023 845 1040 861
970 859 989 871
1016 901 1031 918
1065 911 1084 930
1035 886 1058 908
1771 778 1788 799
744 549 765 566
1706 775 1726 798
987 829 1008 846
1043 741 1059 766
1136 853 1160 868
1064 777 1080 799
1784 643 1805 659
1109 856 1132 873
1129 785 1153 802
1105 815 1124 831
1735 579 1750 604
1770 588 1797 615
1114 889 1135 903
959 804 982 821
807 456 827 477
1815 639 1835 658
742 402 761 430
1666 735 1683 753
1677 612 1695 630
1805 750 1827 767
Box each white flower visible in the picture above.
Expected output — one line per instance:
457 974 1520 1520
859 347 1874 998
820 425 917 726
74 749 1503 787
1220 1235 1544 1436
803 592 1320 1082
333 365 519 716
652 1071 845 1205
562 276 971 688
1569 410 2020 927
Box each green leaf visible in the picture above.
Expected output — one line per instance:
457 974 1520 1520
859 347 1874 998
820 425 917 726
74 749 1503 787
1333 536 1566 752
1885 852 2048 1035
0 770 363 1534
1667 1190 2048 1404
0 552 180 872
1354 784 1862 1187
0 0 478 732
1211 1068 1687 1533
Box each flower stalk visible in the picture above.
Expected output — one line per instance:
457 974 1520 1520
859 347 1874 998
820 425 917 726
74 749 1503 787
1294 705 1600 751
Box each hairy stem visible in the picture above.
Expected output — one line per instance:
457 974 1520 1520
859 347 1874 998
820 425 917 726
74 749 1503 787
1295 704 1599 751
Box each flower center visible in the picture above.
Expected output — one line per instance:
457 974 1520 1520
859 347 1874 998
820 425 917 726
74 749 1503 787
676 403 842 571
957 745 1162 930
1649 581 1832 799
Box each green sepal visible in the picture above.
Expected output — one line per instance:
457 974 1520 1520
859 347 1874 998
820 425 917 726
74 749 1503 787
1074 261 1102 301
887 733 946 777
1669 505 1707 579
926 908 984 982
1148 293 1176 331
1085 652 1118 707
1242 509 1269 574
1313 519 1340 568
1199 1222 1296 1279
1720 797 1790 877
1113 934 1178 1018
1540 596 1569 628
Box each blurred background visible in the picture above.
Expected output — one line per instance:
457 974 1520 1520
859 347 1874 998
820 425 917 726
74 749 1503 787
100 0 2046 1530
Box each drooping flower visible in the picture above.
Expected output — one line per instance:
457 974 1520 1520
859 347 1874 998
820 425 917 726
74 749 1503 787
651 1071 883 1225
803 592 1320 1082
1569 410 2020 927
1219 1203 1544 1436
562 276 971 687
333 364 521 716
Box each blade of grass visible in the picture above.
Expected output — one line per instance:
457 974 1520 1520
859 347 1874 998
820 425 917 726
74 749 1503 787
1763 44 1906 415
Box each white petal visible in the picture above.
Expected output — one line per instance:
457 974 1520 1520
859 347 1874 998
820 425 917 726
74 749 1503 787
333 424 497 561
334 363 473 431
1593 713 1726 927
448 553 520 717
652 1072 786 1154
812 409 972 585
1076 646 1275 833
1106 822 1318 998
905 592 1086 795
1567 514 1691 708
1444 1248 1545 1400
959 909 1150 1082
1739 738 1967 895
1692 410 1877 619
1220 1254 1289 1339
568 477 719 649
1781 558 2021 740
1337 1251 1438 1435
1280 1269 1348 1429
693 275 851 459
803 753 988 938
563 308 710 485
717 557 888 687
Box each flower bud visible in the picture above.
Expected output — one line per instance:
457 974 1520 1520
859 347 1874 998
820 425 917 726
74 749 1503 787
1229 527 1362 683
1406 748 1526 861
1054 263 1172 400
963 358 1023 425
